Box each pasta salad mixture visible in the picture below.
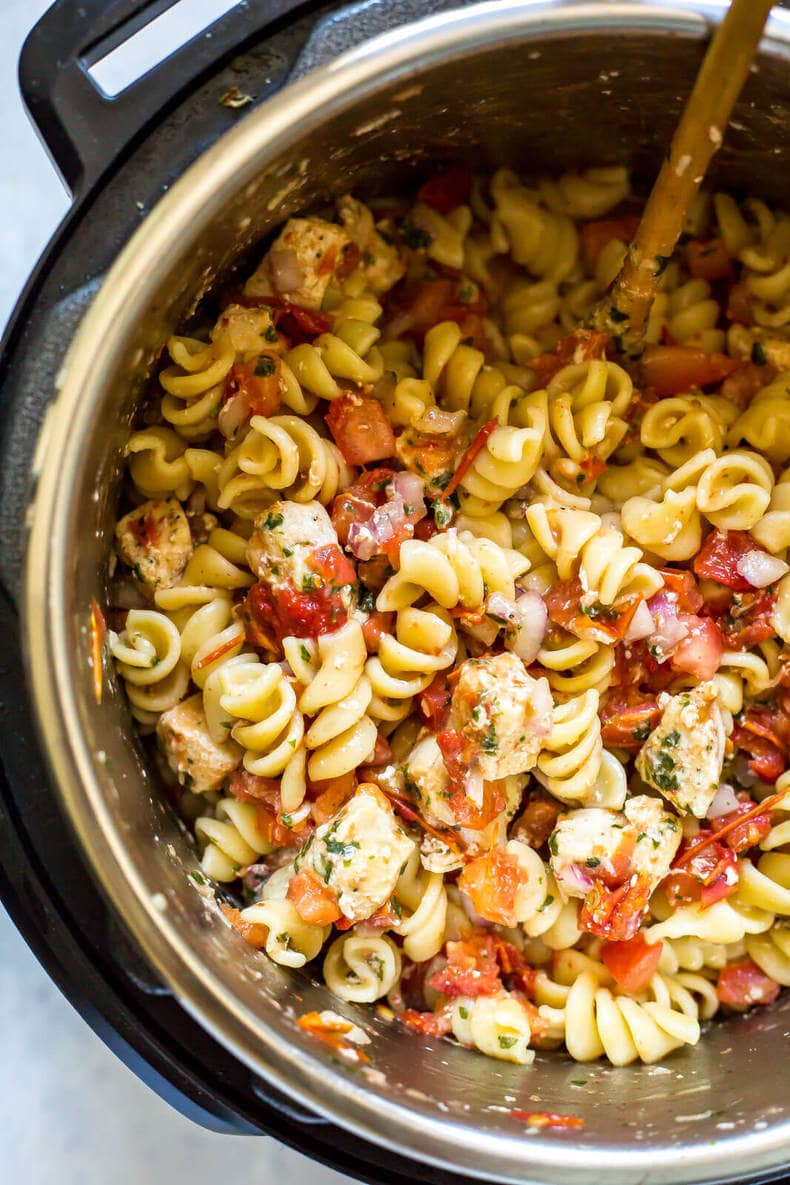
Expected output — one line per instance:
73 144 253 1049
108 163 790 1069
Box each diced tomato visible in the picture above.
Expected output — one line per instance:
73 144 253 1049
417 164 472 214
326 393 396 466
219 903 269 949
309 772 357 825
245 544 355 644
442 420 498 500
358 555 392 592
297 1010 369 1061
670 616 724 680
509 1111 585 1131
580 214 641 265
694 529 765 592
664 835 739 909
272 299 332 343
287 868 342 925
544 577 640 645
396 427 461 491
707 587 777 650
491 935 537 998
713 796 773 853
309 543 357 589
227 771 302 847
725 282 754 326
457 849 529 928
128 509 159 547
366 732 393 768
600 691 662 751
512 793 563 849
527 329 611 385
418 671 453 730
717 960 780 1010
579 873 652 942
225 357 282 418
414 515 440 541
657 568 704 613
361 610 395 653
720 360 770 408
731 720 786 783
684 237 733 281
331 489 378 546
437 728 506 829
640 344 741 396
601 934 663 994
400 1009 453 1036
579 455 608 481
428 933 503 998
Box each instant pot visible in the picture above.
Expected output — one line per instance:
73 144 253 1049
3 2 790 1183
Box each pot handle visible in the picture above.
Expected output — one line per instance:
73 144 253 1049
18 0 315 198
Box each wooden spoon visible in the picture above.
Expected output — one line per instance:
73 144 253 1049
592 0 775 357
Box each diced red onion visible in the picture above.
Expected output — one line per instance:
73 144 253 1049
464 763 485 808
390 471 427 520
267 248 305 294
707 783 741 820
648 590 690 658
732 752 759 787
529 676 555 740
461 615 500 647
625 599 655 643
736 550 789 589
218 391 251 439
347 520 379 561
505 591 548 664
561 863 594 894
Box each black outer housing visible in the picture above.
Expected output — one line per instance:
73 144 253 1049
2 3 790 1183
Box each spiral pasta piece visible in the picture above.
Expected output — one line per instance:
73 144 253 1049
160 335 235 439
125 426 193 499
451 993 535 1065
390 850 448 962
457 422 542 516
217 413 352 516
377 529 529 612
109 609 189 726
195 796 275 882
639 395 730 468
324 931 402 1002
490 168 579 282
366 606 458 724
217 659 307 796
728 372 790 464
535 690 610 806
286 307 384 400
695 449 774 530
562 969 700 1065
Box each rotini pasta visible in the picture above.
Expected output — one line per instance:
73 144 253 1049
107 164 790 1073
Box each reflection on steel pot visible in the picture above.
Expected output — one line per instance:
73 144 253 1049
21 3 790 1183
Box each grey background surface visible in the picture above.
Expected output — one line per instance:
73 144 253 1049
0 4 350 1183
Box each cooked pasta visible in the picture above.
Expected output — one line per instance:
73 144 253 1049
107 167 790 1071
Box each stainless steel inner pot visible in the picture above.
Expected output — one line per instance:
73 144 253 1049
24 3 790 1182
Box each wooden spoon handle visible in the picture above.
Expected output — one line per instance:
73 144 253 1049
592 0 775 355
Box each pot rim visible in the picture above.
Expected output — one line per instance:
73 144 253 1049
24 2 790 1182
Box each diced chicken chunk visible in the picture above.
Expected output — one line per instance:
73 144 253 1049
244 217 353 311
549 795 681 902
247 498 352 604
157 693 241 792
337 195 406 295
449 653 553 779
295 783 415 922
116 498 192 594
636 681 727 817
211 303 278 353
624 795 683 884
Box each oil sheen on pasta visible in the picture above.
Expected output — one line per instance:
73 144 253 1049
109 164 790 1068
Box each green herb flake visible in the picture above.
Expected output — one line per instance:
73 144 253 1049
264 510 284 530
752 341 768 367
458 1005 469 1020
548 831 559 857
254 355 277 377
481 721 498 754
498 1035 518 1050
264 324 279 342
399 217 432 250
299 644 311 663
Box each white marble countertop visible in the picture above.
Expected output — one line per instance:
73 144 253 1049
0 4 350 1182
